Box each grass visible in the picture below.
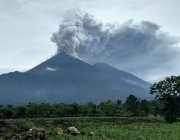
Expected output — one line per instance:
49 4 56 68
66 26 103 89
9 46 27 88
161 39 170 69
1 117 180 139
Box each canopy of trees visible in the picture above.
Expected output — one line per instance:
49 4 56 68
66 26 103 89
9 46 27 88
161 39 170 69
0 94 157 118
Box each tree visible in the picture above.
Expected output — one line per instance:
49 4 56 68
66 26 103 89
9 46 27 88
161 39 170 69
115 99 122 107
99 100 118 116
125 94 141 116
3 108 13 117
70 103 80 116
16 106 26 117
86 102 97 116
150 76 180 123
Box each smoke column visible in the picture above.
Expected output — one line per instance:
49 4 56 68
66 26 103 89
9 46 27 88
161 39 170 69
51 8 180 82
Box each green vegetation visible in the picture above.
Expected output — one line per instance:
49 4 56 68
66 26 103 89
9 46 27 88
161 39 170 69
1 117 180 140
150 76 180 123
0 94 158 119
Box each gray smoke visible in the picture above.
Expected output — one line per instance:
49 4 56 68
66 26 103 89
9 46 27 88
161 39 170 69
51 9 115 60
51 8 180 82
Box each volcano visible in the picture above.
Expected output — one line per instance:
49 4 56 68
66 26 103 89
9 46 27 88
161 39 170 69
0 51 152 105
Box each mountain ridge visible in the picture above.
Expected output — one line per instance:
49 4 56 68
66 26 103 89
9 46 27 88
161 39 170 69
0 51 153 105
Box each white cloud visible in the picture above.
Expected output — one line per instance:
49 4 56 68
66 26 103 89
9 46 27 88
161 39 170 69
46 67 56 71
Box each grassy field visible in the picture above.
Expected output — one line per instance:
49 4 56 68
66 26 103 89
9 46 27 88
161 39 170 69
1 117 180 140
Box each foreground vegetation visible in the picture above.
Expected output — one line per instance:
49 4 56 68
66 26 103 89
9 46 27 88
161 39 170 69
1 117 180 140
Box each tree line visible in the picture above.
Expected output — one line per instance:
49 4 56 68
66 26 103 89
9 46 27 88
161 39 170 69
0 94 159 118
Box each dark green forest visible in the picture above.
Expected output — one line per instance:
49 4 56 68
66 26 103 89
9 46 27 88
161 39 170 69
0 94 159 118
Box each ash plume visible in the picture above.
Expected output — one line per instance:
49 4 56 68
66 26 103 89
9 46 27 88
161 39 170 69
51 8 180 82
51 9 115 61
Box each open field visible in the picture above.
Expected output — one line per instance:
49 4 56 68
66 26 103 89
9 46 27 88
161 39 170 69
1 117 180 140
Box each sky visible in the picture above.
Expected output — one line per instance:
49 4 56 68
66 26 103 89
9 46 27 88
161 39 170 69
0 0 180 83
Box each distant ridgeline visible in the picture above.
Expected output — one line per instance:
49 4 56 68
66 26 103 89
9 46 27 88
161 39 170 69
0 51 152 105
0 94 158 118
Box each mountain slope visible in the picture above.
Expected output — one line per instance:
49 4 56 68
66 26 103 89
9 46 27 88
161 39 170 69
0 51 153 105
94 62 151 90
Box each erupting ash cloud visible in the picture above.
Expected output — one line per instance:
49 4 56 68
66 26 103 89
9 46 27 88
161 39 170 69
51 9 114 61
51 8 180 82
